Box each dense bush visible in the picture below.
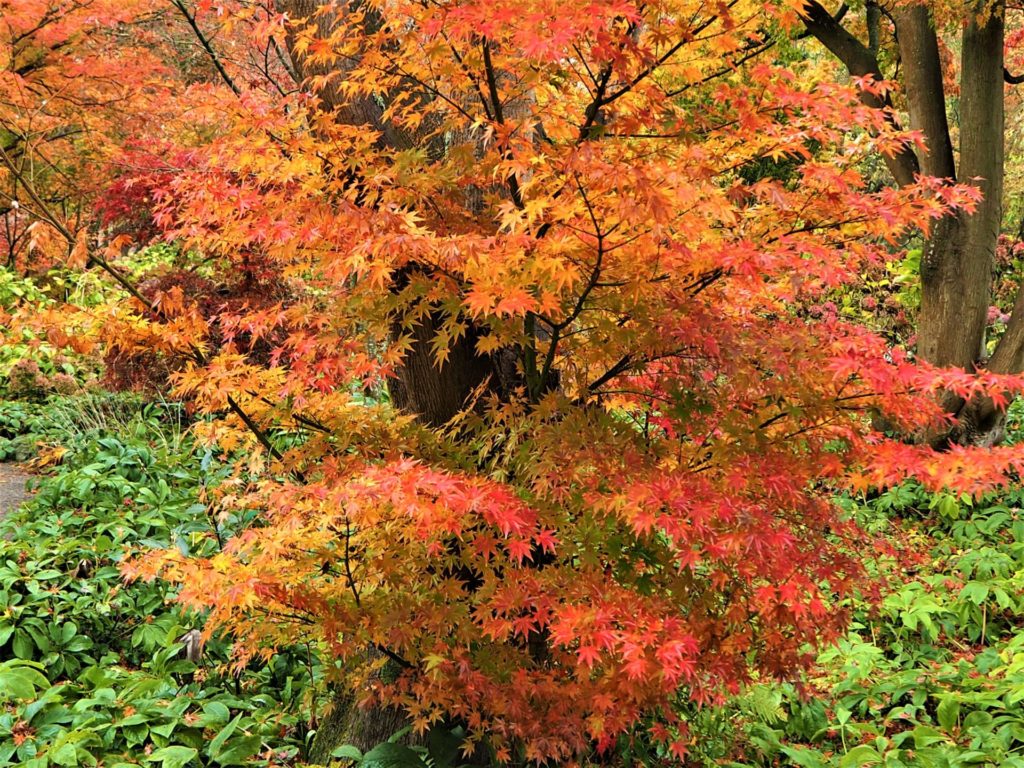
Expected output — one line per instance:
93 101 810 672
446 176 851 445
668 469 1024 767
0 268 96 400
0 395 318 767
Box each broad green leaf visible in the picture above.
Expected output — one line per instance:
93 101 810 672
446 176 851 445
936 697 961 731
145 745 198 768
332 745 364 760
839 745 881 768
360 742 428 768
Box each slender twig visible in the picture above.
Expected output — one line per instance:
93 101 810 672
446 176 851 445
170 0 242 96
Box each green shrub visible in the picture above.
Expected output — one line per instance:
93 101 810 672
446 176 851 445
0 393 319 767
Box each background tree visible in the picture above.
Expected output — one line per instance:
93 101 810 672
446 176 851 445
0 0 179 269
802 0 1022 444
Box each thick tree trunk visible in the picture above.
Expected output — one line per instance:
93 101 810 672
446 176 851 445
275 4 515 757
388 305 504 426
806 0 1016 446
307 324 502 761
307 652 412 763
893 6 955 182
307 325 503 762
917 4 1003 373
272 2 423 758
917 3 1006 445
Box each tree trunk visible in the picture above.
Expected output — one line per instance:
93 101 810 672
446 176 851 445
917 3 1005 445
917 3 1003 373
307 653 412 763
307 319 505 762
388 302 506 426
274 4 518 757
806 0 1015 446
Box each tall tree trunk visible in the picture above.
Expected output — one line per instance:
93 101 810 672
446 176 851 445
917 3 1003 373
275 3 512 758
307 332 498 762
805 0 1015 445
921 3 1006 444
307 667 410 764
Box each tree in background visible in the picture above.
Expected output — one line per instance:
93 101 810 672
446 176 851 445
0 0 180 267
803 0 1024 444
7 0 1024 763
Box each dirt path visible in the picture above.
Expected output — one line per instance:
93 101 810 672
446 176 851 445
0 463 32 518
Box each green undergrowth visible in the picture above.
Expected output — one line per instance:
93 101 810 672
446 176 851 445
668 480 1024 767
0 393 320 767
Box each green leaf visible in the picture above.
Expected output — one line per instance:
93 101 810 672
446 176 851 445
208 713 242 758
201 701 231 726
962 711 993 730
360 742 428 768
0 660 50 701
49 742 80 767
60 622 77 644
936 697 960 731
118 714 151 727
64 636 92 652
960 581 990 605
145 746 198 768
150 720 178 739
911 725 946 748
332 745 364 761
426 726 463 768
12 629 35 659
839 745 881 768
780 746 827 768
212 735 262 765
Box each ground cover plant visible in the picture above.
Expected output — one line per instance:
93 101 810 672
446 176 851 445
0 394 317 767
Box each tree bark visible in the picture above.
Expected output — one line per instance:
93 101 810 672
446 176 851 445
805 0 1018 446
931 2 1009 445
799 0 919 186
892 6 955 181
306 654 411 764
918 2 1003 372
275 2 514 758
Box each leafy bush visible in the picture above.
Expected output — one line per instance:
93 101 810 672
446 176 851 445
0 267 96 398
0 394 320 767
680 483 1024 768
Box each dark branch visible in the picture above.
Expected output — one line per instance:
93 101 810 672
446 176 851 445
170 0 242 96
800 0 920 186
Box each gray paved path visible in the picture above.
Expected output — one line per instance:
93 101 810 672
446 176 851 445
0 463 32 517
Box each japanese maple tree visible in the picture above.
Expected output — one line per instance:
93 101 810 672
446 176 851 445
7 0 1024 763
0 0 180 267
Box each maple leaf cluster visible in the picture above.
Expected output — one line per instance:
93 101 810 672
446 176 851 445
7 0 1024 761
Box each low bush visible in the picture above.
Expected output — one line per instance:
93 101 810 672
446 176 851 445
0 395 319 767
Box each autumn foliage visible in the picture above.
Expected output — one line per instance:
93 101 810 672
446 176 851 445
5 0 1024 762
